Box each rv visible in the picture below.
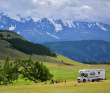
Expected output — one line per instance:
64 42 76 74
77 69 105 83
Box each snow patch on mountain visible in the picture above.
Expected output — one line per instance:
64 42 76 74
17 31 20 34
81 31 92 35
0 12 8 17
49 19 62 32
62 20 76 28
46 32 59 39
88 23 92 28
0 25 4 28
55 24 62 32
76 22 80 29
25 16 32 21
9 25 16 30
32 17 40 22
36 30 44 35
96 22 108 31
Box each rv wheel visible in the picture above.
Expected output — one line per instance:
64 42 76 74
83 79 86 82
92 80 94 82
97 79 99 82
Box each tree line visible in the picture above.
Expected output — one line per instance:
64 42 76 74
2 38 57 57
81 61 110 65
0 54 53 85
0 33 10 38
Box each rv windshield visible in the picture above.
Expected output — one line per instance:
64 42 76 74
79 74 85 77
79 74 88 77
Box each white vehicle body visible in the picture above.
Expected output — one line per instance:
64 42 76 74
77 69 105 83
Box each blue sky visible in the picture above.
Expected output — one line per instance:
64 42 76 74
0 0 110 24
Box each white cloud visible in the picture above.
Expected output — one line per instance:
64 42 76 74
33 0 37 2
0 0 110 24
80 5 92 9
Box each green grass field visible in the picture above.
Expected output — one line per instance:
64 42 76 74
0 80 110 93
0 54 110 93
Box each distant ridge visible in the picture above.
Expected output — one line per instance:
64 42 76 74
43 40 110 62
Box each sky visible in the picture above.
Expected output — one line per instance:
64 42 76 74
0 0 110 24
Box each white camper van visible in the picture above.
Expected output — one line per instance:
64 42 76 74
77 69 105 83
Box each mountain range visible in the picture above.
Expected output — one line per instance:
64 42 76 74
0 12 110 43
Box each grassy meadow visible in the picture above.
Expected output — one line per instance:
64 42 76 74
0 80 110 93
0 54 110 93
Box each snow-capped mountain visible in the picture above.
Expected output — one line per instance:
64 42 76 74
0 12 110 43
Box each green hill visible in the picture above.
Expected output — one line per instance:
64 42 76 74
0 30 56 61
0 30 24 39
43 40 110 62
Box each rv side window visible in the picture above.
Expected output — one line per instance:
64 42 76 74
90 72 95 76
98 71 100 74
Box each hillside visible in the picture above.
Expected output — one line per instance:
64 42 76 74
43 40 110 62
0 30 56 61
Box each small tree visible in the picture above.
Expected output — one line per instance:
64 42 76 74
34 62 52 82
7 34 10 37
4 54 10 70
3 54 19 84
14 58 53 83
0 34 3 38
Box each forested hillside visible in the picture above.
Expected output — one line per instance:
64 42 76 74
0 30 57 60
3 38 56 57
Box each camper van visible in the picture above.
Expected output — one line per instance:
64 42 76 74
77 69 105 83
